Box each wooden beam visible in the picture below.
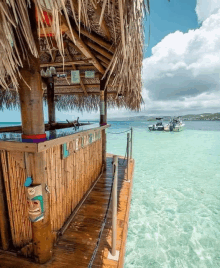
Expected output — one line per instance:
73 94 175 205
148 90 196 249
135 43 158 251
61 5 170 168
0 141 38 152
54 84 99 88
65 47 88 96
55 73 99 79
61 16 105 74
51 50 57 63
94 53 110 65
84 40 113 60
100 61 108 69
45 91 120 96
79 28 115 53
65 29 105 74
39 22 69 36
55 65 96 71
40 60 92 68
65 39 84 54
0 125 22 133
51 91 119 95
46 92 100 95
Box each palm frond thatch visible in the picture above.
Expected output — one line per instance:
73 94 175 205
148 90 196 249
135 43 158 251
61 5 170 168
0 0 147 111
0 89 20 111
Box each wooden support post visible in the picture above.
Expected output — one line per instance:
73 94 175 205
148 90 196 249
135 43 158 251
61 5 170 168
130 128 133 159
47 77 56 124
127 133 130 181
104 83 107 125
100 76 107 125
100 76 107 169
17 2 52 263
112 155 118 256
0 156 11 250
18 6 45 140
108 155 119 261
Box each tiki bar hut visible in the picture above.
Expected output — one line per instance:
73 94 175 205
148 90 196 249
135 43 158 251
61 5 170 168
0 0 145 266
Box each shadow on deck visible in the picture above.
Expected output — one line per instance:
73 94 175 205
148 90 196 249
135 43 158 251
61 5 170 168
0 154 134 268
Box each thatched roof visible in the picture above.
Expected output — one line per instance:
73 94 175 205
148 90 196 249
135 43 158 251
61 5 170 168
0 0 147 111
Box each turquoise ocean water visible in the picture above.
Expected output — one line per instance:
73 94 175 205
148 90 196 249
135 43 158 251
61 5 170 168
107 121 220 268
1 120 220 267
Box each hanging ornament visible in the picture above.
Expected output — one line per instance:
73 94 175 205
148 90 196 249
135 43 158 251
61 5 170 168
40 69 46 77
45 67 52 77
50 66 56 76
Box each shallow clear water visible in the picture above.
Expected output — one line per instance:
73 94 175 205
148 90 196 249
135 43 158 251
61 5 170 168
107 121 220 268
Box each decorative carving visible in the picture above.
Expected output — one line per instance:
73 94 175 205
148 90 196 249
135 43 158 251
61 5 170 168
26 185 44 222
62 131 100 159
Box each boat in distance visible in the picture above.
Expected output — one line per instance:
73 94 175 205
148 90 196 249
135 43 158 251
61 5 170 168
164 117 185 132
149 117 185 132
172 117 185 132
148 118 164 131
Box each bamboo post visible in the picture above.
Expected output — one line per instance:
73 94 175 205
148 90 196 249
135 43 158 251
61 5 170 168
112 155 118 256
30 152 52 263
17 2 52 263
100 76 107 170
47 77 56 124
130 127 133 159
0 154 11 250
127 133 130 181
108 155 119 261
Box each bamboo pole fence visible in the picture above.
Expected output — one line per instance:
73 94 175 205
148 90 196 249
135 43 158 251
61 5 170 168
0 130 102 249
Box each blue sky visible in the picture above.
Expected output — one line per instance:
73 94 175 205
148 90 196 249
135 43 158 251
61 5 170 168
144 0 198 58
1 0 220 122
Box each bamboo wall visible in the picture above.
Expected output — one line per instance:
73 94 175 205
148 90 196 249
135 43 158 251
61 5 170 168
0 129 102 249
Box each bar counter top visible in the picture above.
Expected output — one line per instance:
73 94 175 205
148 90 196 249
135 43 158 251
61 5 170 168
0 124 110 153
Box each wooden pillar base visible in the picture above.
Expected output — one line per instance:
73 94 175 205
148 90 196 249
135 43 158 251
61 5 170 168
24 152 52 263
32 220 52 263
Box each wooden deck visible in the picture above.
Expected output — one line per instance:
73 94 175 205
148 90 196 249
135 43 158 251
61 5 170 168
0 154 134 268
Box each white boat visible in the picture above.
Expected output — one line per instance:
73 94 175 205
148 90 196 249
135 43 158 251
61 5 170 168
164 123 171 131
172 117 185 132
148 118 164 131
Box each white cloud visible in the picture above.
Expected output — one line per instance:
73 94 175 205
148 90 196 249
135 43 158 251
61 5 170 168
142 9 220 115
196 0 220 22
140 88 220 115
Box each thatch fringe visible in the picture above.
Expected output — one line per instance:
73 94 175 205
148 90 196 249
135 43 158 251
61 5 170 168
0 90 20 111
0 0 38 90
0 89 141 112
55 94 131 112
103 0 146 110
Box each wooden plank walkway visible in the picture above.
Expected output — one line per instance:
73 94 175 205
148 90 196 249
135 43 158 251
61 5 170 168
0 154 134 268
